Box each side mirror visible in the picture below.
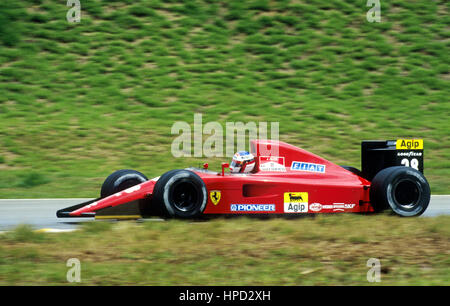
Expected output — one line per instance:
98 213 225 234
221 163 229 176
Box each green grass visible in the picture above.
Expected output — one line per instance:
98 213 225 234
0 215 448 285
0 0 449 197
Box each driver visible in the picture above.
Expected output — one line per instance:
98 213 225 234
230 151 255 173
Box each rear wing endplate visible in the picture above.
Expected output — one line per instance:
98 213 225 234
361 139 424 181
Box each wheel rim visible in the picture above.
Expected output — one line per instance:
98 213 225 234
393 178 422 209
171 180 199 212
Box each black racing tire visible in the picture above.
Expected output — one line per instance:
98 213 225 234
152 169 207 219
370 166 430 217
100 169 148 198
340 165 363 177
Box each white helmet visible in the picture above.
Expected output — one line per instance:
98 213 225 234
230 151 255 173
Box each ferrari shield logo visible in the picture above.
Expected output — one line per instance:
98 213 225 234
210 190 221 205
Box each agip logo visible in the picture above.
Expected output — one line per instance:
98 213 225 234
396 139 423 150
284 192 308 213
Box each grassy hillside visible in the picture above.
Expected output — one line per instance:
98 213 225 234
0 0 448 197
1 215 449 285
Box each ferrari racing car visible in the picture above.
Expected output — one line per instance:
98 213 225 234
57 139 430 219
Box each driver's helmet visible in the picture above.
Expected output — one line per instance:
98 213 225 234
230 151 255 173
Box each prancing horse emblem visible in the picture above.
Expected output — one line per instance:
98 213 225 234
210 190 221 205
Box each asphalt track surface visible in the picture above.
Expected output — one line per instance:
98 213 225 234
0 196 449 231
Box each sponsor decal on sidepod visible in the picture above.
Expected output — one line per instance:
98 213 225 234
322 203 356 212
309 203 322 212
284 192 308 213
309 203 356 212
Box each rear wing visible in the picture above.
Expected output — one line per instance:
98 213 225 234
361 139 423 181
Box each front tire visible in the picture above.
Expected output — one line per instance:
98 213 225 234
370 166 430 217
100 169 148 198
152 169 207 218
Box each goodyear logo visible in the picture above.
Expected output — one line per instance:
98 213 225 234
396 139 423 150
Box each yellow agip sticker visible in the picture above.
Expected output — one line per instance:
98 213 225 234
396 139 423 150
284 192 308 213
284 192 308 204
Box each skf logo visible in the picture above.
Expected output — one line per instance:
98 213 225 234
210 190 221 205
396 139 423 150
284 192 308 213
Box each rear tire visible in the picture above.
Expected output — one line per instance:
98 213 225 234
340 165 363 177
370 166 430 217
152 169 207 218
101 169 148 198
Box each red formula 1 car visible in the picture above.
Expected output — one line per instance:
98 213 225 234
57 139 430 219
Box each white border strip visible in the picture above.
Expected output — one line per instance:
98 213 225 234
0 198 92 201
